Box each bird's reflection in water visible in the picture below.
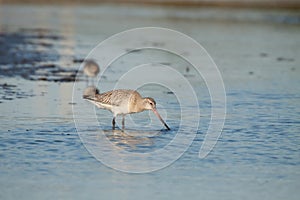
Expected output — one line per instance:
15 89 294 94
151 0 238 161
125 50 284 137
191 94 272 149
97 129 162 152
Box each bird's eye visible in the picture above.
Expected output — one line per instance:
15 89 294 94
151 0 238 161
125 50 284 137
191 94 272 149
149 102 153 106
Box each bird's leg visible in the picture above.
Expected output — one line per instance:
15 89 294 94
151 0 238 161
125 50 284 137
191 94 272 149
112 117 116 130
122 115 125 130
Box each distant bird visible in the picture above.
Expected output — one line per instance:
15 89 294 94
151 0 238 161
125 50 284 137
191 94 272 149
83 59 100 85
83 86 99 99
83 89 170 130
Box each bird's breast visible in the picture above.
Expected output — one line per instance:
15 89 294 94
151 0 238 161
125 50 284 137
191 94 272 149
111 104 130 116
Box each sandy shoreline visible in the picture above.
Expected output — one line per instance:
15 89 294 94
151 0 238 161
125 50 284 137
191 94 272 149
1 0 300 9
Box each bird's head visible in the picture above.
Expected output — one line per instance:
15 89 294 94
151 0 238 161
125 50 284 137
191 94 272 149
143 97 170 130
143 97 156 110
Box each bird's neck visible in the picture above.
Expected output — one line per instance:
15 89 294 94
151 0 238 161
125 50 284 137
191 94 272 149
129 96 145 113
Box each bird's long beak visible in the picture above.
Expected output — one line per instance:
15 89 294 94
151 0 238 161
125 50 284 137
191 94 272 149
152 108 170 130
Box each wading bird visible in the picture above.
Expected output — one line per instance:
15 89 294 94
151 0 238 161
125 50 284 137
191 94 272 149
83 89 170 130
83 60 100 85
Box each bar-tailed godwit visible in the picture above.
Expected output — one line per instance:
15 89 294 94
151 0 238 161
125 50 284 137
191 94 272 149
83 89 170 130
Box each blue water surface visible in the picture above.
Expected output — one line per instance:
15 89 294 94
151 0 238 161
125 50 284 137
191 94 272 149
0 4 300 200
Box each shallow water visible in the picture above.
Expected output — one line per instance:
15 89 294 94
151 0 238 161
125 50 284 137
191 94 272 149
1 4 300 200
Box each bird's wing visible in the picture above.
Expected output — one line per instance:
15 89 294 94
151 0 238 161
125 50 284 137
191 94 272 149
88 90 134 106
97 91 119 106
84 98 112 110
83 92 114 110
